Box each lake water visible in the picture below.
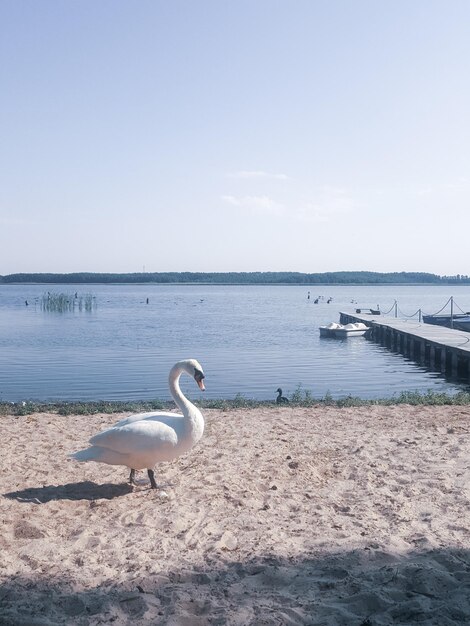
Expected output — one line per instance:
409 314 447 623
1 283 470 403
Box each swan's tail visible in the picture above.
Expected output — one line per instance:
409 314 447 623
69 445 129 466
69 447 98 462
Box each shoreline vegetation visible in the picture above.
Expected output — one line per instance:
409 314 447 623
3 389 470 416
1 270 470 285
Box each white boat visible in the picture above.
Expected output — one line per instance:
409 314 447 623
319 322 343 337
319 322 370 338
334 322 370 337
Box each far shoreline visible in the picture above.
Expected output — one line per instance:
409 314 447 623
3 281 470 287
2 269 469 286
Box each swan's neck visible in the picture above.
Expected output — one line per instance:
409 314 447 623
169 363 198 418
169 362 204 443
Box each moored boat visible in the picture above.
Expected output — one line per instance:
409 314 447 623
422 313 470 332
334 322 370 338
319 322 343 337
319 322 370 338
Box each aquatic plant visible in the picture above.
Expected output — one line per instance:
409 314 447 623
390 389 470 406
336 395 370 407
40 292 96 313
290 384 317 405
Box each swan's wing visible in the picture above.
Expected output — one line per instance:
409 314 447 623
113 411 182 428
89 421 178 454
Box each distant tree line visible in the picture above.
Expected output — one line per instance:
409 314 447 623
1 271 469 284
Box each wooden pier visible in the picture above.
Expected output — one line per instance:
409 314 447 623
339 310 470 381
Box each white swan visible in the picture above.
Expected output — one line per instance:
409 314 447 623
69 359 205 489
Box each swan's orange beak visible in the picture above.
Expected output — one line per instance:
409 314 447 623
194 369 205 391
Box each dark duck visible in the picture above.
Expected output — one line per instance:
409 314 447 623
276 388 289 404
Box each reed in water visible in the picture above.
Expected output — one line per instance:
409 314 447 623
40 292 95 313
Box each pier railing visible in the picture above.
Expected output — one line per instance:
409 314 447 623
383 296 469 328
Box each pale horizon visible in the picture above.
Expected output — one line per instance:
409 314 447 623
1 1 469 276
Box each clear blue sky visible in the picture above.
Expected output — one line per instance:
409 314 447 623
1 1 469 275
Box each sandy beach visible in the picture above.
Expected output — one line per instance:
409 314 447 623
1 404 470 625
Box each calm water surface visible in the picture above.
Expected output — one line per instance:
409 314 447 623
1 284 470 402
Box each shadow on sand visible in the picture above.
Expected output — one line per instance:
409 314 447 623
1 548 469 625
3 480 133 503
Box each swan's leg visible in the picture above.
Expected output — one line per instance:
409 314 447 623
147 469 158 489
129 469 136 485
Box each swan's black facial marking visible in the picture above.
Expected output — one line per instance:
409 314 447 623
194 368 205 390
194 368 205 382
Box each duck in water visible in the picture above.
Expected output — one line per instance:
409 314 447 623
276 388 289 404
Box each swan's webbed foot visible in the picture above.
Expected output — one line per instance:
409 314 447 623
129 469 137 485
147 469 158 489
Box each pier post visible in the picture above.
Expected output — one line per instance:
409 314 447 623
439 348 445 373
424 342 431 365
450 351 458 377
399 333 405 354
405 335 411 357
461 356 470 381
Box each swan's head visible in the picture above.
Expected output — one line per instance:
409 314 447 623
276 388 282 394
181 359 205 391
